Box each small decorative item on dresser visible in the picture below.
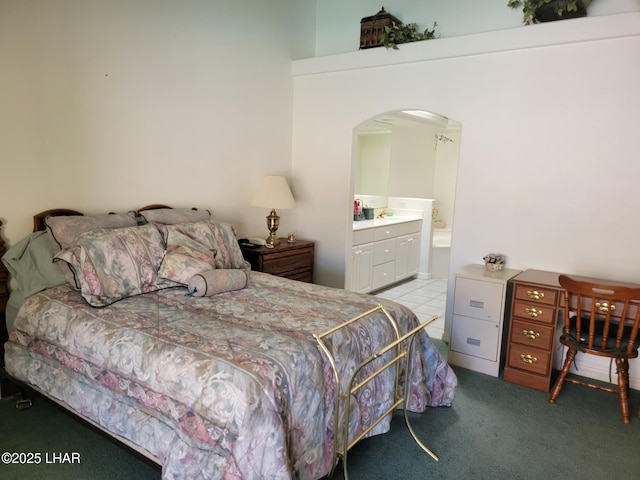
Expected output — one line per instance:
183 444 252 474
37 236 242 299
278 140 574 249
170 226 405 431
483 253 506 271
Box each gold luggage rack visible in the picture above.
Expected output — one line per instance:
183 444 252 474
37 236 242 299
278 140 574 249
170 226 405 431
313 304 439 479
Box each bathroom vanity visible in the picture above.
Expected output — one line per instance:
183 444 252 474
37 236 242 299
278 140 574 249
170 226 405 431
350 217 422 293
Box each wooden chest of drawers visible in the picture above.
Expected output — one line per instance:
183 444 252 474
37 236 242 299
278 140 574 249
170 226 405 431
503 270 562 392
240 239 314 283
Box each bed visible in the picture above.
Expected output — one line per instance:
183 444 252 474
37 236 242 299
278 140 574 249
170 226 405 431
1 206 457 479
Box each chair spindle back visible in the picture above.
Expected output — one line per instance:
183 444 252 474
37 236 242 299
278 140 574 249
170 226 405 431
559 275 640 355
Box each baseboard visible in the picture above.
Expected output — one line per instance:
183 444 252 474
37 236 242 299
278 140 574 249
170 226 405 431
556 349 640 391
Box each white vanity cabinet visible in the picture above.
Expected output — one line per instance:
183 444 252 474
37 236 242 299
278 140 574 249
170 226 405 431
448 264 521 377
351 228 375 293
350 219 422 293
395 232 421 281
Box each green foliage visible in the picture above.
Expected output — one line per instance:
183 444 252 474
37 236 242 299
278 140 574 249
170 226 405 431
508 0 592 25
380 22 439 50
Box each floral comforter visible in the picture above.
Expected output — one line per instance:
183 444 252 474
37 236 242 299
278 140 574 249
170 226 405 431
5 272 457 479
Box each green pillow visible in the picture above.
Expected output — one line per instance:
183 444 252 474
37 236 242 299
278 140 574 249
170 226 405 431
2 231 68 297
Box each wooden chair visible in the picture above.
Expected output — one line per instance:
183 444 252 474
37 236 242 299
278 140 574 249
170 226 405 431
549 275 640 424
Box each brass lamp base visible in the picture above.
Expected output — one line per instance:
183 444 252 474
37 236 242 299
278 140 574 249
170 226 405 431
266 208 281 245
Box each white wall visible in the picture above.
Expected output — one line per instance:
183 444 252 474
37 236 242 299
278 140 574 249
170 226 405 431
315 0 639 56
0 0 316 245
292 12 640 290
292 12 640 386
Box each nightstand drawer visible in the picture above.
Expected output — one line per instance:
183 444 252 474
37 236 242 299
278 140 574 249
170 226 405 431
509 319 554 351
283 269 313 283
506 343 551 376
514 284 557 306
512 300 556 325
262 249 313 275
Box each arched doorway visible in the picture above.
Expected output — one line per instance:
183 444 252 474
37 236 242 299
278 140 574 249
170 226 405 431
348 109 461 287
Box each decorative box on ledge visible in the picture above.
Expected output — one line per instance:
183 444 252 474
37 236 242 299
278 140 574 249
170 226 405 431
360 7 400 49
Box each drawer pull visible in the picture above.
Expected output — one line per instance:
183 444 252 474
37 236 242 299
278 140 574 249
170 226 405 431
520 354 538 364
595 301 616 313
524 307 542 318
522 329 540 340
526 290 545 300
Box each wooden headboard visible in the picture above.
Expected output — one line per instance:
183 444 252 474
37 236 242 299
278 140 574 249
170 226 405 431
33 208 83 232
31 205 179 233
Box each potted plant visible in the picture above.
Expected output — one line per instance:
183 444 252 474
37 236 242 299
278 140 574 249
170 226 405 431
380 21 438 49
508 0 592 25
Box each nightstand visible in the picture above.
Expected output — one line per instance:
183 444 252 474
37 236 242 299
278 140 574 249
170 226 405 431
1 219 17 399
0 219 8 370
240 239 314 283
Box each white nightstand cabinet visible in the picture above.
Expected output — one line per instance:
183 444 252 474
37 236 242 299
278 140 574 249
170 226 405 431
448 264 521 377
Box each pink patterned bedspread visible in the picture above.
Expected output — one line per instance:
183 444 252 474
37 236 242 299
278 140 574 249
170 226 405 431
5 272 456 479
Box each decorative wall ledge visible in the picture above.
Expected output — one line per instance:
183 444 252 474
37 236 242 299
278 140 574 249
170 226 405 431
292 13 640 77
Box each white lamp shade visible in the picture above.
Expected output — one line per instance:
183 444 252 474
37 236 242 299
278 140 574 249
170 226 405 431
250 176 296 209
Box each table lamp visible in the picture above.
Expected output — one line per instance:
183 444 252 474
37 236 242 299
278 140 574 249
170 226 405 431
250 175 296 245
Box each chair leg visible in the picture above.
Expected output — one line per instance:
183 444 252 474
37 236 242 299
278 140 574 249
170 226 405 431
549 347 576 404
616 358 630 424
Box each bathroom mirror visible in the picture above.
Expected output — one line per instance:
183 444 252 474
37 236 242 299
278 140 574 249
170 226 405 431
354 110 460 226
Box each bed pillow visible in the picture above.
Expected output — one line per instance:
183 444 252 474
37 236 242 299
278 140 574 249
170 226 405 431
1 231 67 297
187 269 248 297
54 224 175 307
45 213 138 287
139 208 212 225
208 222 247 270
154 221 246 270
158 229 216 285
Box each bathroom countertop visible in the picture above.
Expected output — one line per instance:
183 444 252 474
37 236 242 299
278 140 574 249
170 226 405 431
353 216 422 231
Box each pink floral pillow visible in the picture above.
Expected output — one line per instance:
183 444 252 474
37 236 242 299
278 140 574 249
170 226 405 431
154 221 247 270
46 212 138 288
55 224 176 307
158 229 216 285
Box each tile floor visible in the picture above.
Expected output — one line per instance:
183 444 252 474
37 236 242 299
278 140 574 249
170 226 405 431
373 277 448 341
